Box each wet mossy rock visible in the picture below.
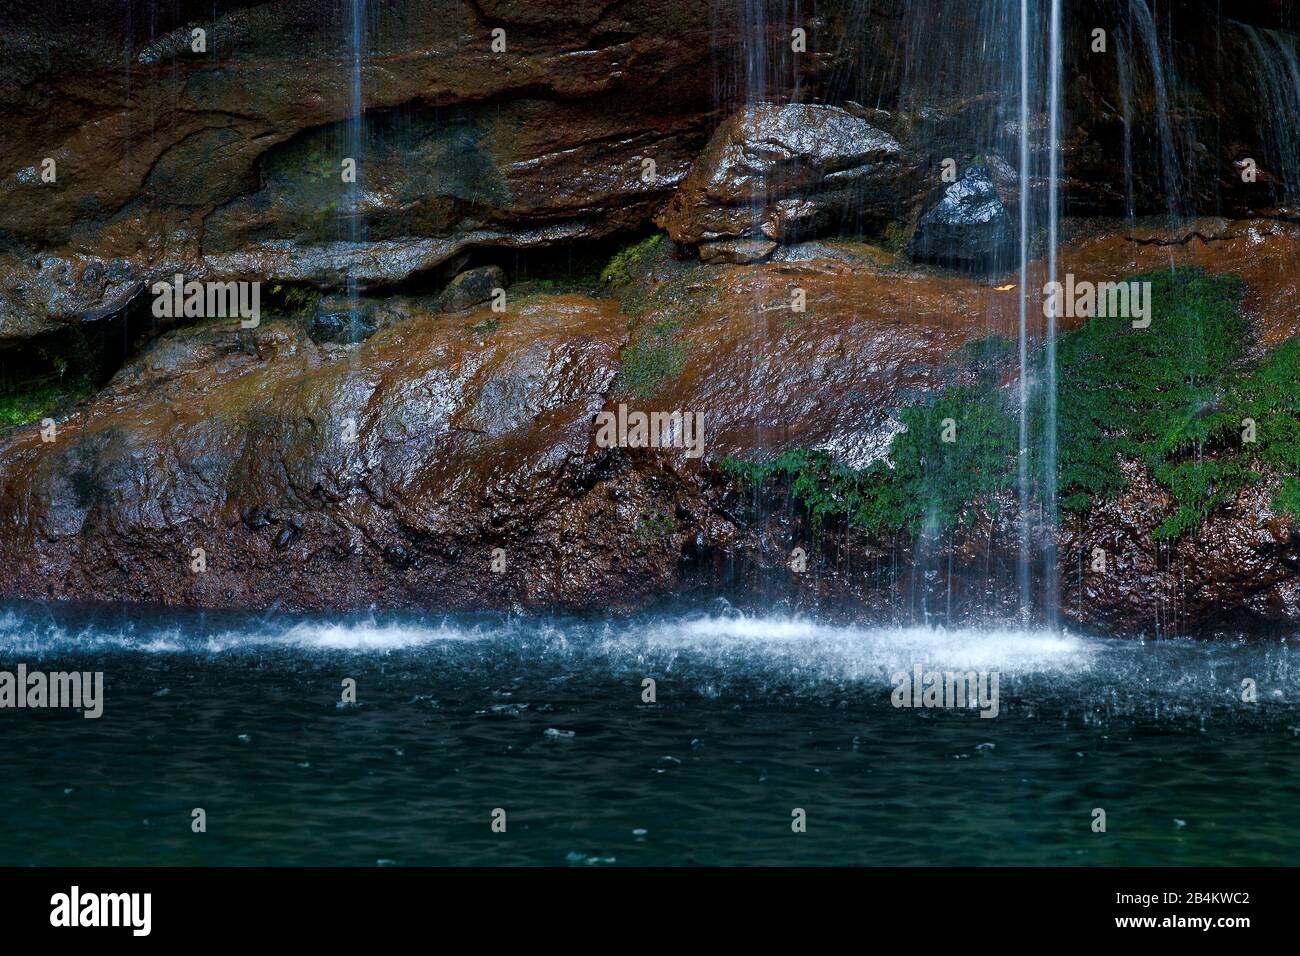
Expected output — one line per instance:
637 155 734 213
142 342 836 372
0 217 1297 635
2 0 1298 341
0 0 1298 637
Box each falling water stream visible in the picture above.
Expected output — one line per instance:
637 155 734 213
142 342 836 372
347 0 367 340
1125 0 1186 224
1043 0 1061 630
1115 28 1136 220
1016 0 1032 622
1240 22 1300 206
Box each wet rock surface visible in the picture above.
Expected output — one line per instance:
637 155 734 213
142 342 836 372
438 266 507 314
0 0 728 339
0 219 1296 636
0 2 1297 637
3 0 1297 343
0 295 698 613
907 165 1017 274
658 103 914 248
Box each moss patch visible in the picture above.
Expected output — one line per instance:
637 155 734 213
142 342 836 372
1237 337 1300 521
601 234 665 288
634 512 676 540
727 267 1299 538
725 386 1017 535
1048 267 1252 537
267 283 321 316
618 319 687 400
0 376 94 427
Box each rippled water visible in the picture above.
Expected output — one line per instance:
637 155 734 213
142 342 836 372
1 602 1297 866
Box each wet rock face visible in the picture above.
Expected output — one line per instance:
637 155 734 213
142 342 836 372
698 239 778 264
906 165 1017 275
658 103 914 253
0 0 727 340
0 295 712 613
308 306 377 345
1 219 1294 636
1057 462 1299 637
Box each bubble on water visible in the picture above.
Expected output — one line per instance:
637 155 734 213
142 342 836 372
565 851 615 866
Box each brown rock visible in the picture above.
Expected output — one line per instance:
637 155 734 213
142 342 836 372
0 217 1296 636
0 0 731 340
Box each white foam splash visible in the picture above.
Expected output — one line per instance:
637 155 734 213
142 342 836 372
204 618 486 652
630 615 1098 679
0 609 489 655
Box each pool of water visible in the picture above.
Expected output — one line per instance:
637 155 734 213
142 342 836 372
1 601 1297 866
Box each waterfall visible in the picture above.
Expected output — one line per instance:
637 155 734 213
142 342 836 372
1010 0 1061 630
1042 0 1061 631
347 0 367 338
1016 0 1032 622
1115 31 1136 220
1240 23 1300 206
715 0 1067 627
1124 0 1185 223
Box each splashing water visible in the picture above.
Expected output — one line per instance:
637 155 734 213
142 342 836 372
2 601 1298 865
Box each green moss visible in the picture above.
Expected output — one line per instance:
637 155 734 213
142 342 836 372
0 376 94 427
1045 266 1300 536
618 319 687 400
600 234 664 287
634 513 676 540
725 386 1017 535
958 332 1017 387
1274 477 1300 519
1237 338 1300 520
268 283 320 316
726 267 1300 539
959 332 1016 365
879 221 911 253
1047 267 1249 537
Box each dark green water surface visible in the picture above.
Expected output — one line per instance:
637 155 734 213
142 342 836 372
1 603 1297 865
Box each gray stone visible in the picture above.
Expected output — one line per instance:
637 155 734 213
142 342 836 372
906 165 1017 275
438 265 507 313
698 239 777 264
658 103 915 248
